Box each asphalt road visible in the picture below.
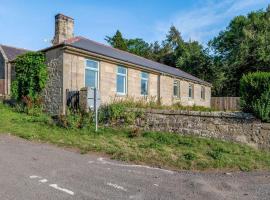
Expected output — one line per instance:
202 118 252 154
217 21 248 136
0 134 269 200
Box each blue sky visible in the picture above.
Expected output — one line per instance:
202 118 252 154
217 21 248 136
0 0 269 50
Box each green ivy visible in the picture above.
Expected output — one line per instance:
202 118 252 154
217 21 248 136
11 52 48 101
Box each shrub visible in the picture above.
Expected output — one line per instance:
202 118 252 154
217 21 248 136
98 102 142 125
240 72 270 122
11 52 47 101
54 109 94 129
129 128 141 138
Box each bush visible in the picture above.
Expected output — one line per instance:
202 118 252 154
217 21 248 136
54 109 94 129
11 52 47 101
240 72 270 122
98 102 142 125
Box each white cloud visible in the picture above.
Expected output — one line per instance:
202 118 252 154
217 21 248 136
154 0 269 44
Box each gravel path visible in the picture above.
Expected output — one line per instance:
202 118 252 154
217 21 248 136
0 134 269 200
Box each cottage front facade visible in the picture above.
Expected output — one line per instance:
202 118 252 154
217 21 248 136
0 14 212 115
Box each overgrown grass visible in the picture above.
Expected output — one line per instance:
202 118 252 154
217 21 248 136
0 102 269 171
107 96 215 112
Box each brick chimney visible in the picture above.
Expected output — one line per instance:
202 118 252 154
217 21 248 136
52 14 74 45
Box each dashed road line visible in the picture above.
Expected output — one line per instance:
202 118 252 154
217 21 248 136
29 175 75 196
39 179 48 183
107 182 127 192
96 157 174 174
49 184 74 196
29 175 41 179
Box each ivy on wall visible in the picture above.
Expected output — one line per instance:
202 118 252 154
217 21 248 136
11 52 48 101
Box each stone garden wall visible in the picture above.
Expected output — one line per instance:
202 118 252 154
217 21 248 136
134 109 270 150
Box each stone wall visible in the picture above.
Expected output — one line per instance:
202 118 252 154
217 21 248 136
43 48 64 115
134 109 270 150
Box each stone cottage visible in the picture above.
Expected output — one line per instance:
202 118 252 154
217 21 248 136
0 14 212 114
0 45 29 96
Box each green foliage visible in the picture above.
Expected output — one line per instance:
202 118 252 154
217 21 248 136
106 6 270 97
105 30 127 51
11 52 47 101
183 152 197 161
99 102 142 125
1 102 270 171
210 6 270 96
55 109 94 129
240 72 270 122
98 98 214 125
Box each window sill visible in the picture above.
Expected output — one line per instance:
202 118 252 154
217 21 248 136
116 93 127 97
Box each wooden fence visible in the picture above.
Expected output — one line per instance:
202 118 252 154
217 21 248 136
211 97 241 111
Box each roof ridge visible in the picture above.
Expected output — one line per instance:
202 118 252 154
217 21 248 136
50 36 210 85
0 44 31 51
75 36 196 77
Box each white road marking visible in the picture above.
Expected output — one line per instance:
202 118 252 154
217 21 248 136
88 161 94 164
97 157 174 174
107 182 127 192
39 179 48 183
29 175 42 179
154 184 159 187
49 184 74 196
29 175 74 196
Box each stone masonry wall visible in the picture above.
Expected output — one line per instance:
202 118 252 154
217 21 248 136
43 48 64 115
134 109 270 150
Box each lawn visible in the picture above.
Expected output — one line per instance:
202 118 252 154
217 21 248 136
0 102 270 171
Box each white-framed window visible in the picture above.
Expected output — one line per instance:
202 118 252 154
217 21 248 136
116 66 127 95
188 84 194 99
201 86 206 100
85 59 99 89
173 80 180 98
141 72 149 96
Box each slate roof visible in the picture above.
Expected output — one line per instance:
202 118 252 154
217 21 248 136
43 36 211 86
0 44 30 61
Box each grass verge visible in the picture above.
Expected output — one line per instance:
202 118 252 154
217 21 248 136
0 102 269 171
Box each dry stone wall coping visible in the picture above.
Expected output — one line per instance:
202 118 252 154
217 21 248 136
129 108 257 120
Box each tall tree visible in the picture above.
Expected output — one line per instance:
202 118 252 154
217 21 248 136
105 30 127 51
210 6 270 96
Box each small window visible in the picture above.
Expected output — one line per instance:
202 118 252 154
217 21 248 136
188 84 194 99
173 80 180 98
116 66 127 95
201 86 205 100
141 72 149 95
85 59 99 88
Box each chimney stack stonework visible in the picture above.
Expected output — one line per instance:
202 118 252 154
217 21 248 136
52 14 74 45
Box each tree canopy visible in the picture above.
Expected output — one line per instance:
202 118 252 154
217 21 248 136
105 5 270 97
210 6 270 96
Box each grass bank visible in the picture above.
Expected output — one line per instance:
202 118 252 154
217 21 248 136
0 103 269 171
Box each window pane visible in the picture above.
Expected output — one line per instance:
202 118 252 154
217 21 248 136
85 69 96 88
141 79 148 95
174 81 179 97
189 84 193 98
201 87 205 99
117 66 127 75
174 85 178 97
117 75 125 94
141 72 149 79
86 60 98 69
